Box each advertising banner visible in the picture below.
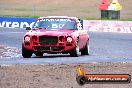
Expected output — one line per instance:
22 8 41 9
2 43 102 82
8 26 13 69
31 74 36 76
83 20 132 33
0 17 36 28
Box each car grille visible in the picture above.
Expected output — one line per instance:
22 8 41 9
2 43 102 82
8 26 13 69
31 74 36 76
39 36 58 45
34 46 50 51
33 46 64 51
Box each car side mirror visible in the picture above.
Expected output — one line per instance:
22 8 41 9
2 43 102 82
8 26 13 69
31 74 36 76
77 24 82 30
26 27 31 30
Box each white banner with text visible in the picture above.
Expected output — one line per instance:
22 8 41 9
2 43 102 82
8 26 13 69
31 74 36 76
83 20 132 33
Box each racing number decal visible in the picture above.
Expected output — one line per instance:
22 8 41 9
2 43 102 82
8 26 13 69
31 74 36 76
52 24 65 29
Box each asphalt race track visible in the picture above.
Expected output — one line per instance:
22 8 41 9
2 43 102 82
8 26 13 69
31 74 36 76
0 28 132 64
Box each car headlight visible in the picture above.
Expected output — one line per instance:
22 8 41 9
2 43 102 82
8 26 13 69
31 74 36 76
24 36 30 42
67 36 72 42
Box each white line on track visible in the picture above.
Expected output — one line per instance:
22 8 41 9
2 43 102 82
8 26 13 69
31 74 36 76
0 64 13 66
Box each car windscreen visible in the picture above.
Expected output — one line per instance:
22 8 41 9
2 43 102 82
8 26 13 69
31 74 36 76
33 18 77 30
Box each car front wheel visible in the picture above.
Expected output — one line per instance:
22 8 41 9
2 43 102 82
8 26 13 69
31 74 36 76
70 45 80 57
22 44 33 58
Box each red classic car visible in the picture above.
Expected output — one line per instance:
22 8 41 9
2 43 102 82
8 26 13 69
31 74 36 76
22 16 89 58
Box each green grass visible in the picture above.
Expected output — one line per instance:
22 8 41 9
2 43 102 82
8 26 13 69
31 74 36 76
0 7 32 11
0 15 39 18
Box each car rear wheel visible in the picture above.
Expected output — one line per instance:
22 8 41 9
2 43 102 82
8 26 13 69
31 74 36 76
70 45 80 57
81 43 89 55
34 52 43 57
22 44 32 58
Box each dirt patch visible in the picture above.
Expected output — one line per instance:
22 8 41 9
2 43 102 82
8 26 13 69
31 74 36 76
0 45 21 59
0 0 132 20
0 63 131 88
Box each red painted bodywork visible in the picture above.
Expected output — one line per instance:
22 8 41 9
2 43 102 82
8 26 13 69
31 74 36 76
23 17 89 53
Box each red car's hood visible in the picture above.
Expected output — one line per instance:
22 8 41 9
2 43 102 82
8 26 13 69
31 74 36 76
28 29 76 36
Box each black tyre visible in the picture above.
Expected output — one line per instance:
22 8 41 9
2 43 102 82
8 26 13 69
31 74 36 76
76 76 87 86
22 44 32 58
70 45 80 57
81 43 89 55
34 52 43 57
